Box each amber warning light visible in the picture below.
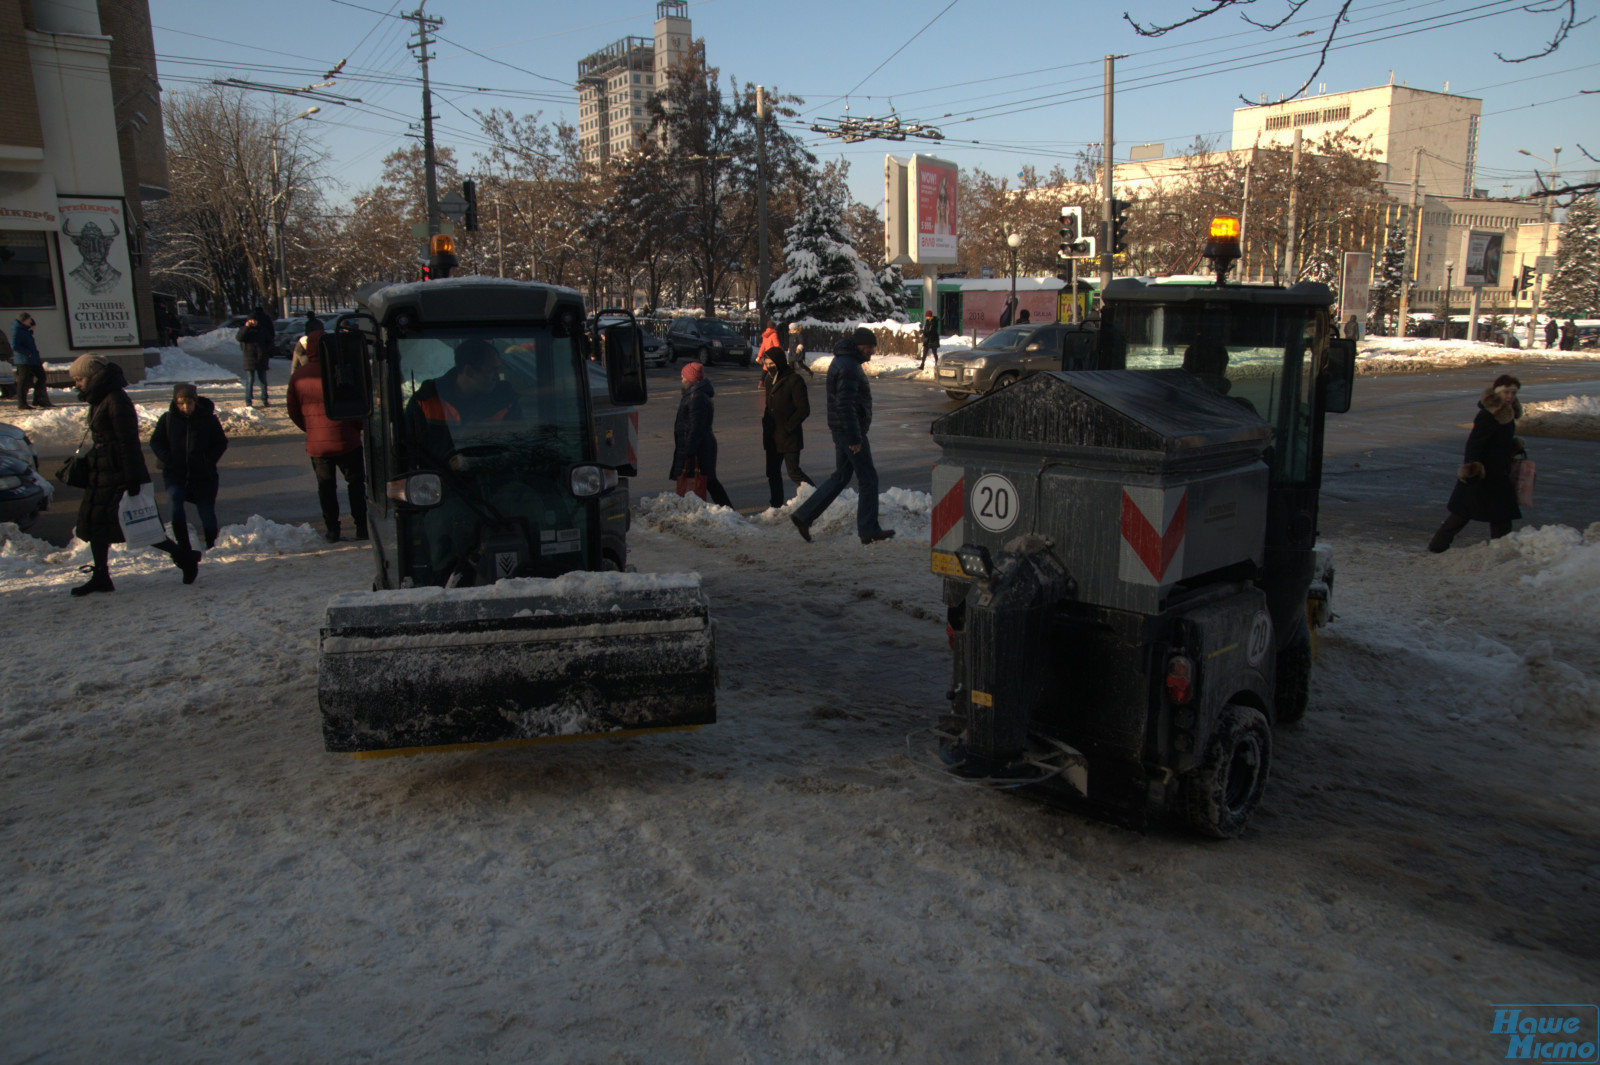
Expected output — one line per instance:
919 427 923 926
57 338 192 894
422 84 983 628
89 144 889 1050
430 234 455 256
1202 215 1242 284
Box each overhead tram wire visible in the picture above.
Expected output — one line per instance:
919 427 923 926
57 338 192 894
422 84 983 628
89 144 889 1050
800 0 964 118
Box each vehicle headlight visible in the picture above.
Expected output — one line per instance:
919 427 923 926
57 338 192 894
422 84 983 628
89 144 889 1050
386 472 442 506
569 464 619 498
0 474 22 491
0 438 30 464
712 340 723 347
969 357 988 368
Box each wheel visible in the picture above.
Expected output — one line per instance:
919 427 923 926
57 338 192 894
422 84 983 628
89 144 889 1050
944 390 969 401
698 346 711 366
988 372 1019 394
1176 704 1271 839
1273 614 1313 726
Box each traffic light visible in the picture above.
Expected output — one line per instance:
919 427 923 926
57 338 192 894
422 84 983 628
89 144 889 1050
1516 264 1534 297
1057 205 1094 259
1109 198 1131 255
421 263 432 281
462 178 479 232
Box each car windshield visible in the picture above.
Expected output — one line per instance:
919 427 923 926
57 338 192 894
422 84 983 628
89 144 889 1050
395 327 593 584
701 320 741 339
976 326 1036 350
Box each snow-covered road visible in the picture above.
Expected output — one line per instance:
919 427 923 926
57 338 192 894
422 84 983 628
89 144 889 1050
1 487 1596 1061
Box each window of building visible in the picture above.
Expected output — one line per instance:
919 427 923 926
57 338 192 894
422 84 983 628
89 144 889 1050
0 231 56 309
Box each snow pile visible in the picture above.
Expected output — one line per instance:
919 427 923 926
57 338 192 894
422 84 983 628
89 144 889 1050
144 346 238 384
178 328 241 358
0 515 335 579
3 401 160 449
637 485 934 542
1519 393 1600 438
1356 335 1596 373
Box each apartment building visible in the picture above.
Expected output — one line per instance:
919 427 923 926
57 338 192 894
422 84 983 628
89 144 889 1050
576 1 695 166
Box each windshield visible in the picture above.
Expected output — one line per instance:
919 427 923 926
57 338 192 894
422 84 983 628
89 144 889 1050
701 320 741 339
395 327 593 584
977 326 1036 350
1101 300 1325 484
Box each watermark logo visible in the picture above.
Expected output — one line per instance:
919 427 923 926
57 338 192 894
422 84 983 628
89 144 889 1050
1490 1005 1598 1061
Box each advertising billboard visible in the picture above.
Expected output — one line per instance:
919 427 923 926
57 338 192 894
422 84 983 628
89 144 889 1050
55 196 139 348
910 155 958 265
1339 251 1372 328
1461 229 1504 287
884 155 911 265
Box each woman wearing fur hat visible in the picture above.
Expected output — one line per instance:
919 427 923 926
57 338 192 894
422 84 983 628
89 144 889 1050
668 361 734 508
149 383 229 554
66 354 197 595
760 347 813 509
1427 374 1524 553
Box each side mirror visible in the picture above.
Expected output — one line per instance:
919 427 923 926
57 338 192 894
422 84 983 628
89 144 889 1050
1323 337 1356 414
321 328 373 421
599 322 647 406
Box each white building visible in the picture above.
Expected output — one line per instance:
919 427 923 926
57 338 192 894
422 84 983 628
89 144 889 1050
576 1 695 166
0 0 167 380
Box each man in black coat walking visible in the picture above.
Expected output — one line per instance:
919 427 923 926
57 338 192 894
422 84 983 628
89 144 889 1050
236 307 274 407
150 382 229 552
789 327 895 545
760 348 813 509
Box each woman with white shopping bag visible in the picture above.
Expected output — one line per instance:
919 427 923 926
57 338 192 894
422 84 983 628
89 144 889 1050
65 353 197 596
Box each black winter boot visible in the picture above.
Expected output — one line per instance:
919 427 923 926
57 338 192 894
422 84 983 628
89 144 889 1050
70 567 115 596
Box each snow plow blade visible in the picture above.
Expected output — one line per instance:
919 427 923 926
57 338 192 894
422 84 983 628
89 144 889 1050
318 572 716 757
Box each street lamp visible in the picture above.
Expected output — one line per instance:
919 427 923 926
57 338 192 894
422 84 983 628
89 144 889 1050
269 106 319 319
1443 259 1454 338
1516 146 1561 347
1006 232 1022 323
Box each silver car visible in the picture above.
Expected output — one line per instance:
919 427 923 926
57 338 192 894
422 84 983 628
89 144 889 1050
935 323 1098 400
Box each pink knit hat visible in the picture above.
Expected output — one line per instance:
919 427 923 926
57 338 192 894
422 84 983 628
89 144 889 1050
681 362 705 383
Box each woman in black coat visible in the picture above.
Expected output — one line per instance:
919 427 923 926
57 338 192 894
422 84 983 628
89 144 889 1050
667 361 733 508
760 348 814 509
1428 374 1523 553
150 383 228 552
67 354 195 595
236 306 274 407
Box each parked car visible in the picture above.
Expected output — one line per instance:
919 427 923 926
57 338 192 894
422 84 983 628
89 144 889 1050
178 313 214 336
272 317 306 359
0 423 46 530
664 317 752 366
591 313 667 368
935 322 1098 399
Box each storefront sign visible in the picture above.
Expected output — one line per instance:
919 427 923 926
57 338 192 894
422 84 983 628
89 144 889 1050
55 196 139 348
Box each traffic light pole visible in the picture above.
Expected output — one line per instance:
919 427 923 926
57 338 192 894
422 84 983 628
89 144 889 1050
1526 154 1558 347
407 3 443 240
1100 55 1116 291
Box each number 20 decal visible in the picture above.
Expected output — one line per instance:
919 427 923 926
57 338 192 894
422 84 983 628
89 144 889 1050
971 473 1020 533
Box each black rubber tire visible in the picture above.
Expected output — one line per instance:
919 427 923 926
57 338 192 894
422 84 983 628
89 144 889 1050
945 390 969 401
1177 704 1272 839
1274 614 1313 726
989 372 1019 393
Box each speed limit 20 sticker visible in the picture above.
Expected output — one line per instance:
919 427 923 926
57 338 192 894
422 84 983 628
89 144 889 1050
970 473 1021 534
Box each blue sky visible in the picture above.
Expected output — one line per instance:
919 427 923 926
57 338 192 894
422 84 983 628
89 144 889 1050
149 0 1598 212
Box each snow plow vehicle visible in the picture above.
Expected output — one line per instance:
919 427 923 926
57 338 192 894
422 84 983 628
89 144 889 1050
928 218 1355 836
314 277 716 756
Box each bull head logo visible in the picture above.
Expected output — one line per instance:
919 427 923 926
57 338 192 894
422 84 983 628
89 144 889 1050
61 215 124 295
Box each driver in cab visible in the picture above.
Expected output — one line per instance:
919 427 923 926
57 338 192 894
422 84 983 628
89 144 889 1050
406 338 524 470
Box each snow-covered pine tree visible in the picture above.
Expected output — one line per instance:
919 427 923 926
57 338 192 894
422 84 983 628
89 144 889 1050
765 183 892 323
1542 193 1600 318
1366 223 1409 335
871 262 908 322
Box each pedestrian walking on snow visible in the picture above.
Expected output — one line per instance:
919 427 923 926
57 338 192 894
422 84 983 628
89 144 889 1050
919 311 939 370
789 327 895 545
287 338 367 542
1428 374 1524 552
1544 318 1559 349
788 322 814 377
668 361 734 508
761 347 814 509
66 354 198 594
149 383 228 554
10 311 51 410
237 307 275 407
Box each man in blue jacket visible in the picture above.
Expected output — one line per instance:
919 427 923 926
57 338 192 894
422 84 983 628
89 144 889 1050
9 312 50 410
790 327 895 545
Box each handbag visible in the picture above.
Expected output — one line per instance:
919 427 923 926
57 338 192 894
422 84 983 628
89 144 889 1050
675 458 707 500
54 430 91 488
118 486 165 549
1512 456 1536 507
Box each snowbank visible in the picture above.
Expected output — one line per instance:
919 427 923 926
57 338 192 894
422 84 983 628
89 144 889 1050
145 345 239 384
178 328 242 358
1356 335 1597 373
1520 393 1600 439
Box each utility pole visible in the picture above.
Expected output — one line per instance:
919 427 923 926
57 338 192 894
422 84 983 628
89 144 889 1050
1282 128 1302 284
1524 146 1561 347
1099 55 1119 291
755 86 771 326
495 198 504 277
406 3 443 238
1239 153 1252 280
1397 145 1422 338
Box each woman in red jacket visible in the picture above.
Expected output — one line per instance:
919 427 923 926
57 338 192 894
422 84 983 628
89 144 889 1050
286 343 367 542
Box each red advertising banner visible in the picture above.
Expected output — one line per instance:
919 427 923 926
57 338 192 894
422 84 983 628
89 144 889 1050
911 155 958 264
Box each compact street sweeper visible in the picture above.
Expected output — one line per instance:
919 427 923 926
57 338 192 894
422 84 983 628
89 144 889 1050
313 268 715 756
929 217 1355 836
